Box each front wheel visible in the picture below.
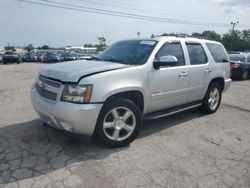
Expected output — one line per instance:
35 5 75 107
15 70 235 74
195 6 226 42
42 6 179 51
94 98 142 148
201 83 222 114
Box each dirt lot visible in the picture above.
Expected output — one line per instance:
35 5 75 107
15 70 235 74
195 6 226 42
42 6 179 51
0 63 250 188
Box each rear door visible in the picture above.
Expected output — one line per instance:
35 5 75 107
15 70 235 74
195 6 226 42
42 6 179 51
185 42 211 102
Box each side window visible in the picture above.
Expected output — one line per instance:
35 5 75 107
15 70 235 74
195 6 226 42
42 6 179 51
156 42 185 66
206 43 229 63
186 43 207 65
247 56 250 62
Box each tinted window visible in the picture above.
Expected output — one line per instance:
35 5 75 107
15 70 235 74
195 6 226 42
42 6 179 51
206 43 229 63
247 55 250 62
229 54 247 63
186 43 207 65
156 42 185 66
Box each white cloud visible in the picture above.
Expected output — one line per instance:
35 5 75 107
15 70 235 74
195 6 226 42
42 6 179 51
211 0 250 7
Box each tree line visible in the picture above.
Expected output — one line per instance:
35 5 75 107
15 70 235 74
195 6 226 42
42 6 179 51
159 29 250 52
191 29 250 52
8 29 250 53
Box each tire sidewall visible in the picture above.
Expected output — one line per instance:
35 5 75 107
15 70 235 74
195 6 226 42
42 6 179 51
242 70 248 80
202 83 222 114
95 98 142 148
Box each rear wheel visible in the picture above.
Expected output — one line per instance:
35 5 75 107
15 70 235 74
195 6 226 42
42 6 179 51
201 83 222 114
94 98 142 148
241 70 248 80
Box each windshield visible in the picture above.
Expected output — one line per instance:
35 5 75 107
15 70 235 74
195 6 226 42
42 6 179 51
5 51 16 55
229 54 246 62
97 40 157 65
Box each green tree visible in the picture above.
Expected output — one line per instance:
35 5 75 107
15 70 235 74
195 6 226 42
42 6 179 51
24 44 34 51
39 45 50 50
191 30 221 41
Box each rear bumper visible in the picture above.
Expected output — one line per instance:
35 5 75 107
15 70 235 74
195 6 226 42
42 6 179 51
31 85 103 135
223 78 231 93
3 57 19 62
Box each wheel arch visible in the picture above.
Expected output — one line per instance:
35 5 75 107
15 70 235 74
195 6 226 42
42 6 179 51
104 90 145 113
209 77 225 91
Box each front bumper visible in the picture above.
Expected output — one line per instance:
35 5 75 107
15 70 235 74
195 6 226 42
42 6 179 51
31 85 103 135
223 78 232 93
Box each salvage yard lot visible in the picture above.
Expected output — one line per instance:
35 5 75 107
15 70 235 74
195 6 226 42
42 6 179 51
0 63 250 188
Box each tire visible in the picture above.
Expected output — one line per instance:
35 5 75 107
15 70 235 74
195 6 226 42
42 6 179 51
201 83 222 114
94 98 142 148
241 70 248 80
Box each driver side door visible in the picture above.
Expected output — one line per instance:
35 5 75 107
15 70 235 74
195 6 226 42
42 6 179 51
148 41 190 113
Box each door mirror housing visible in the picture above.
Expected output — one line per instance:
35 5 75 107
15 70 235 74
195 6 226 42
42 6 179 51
153 55 178 69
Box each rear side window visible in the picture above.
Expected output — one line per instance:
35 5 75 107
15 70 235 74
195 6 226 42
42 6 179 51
247 55 250 62
206 43 229 63
156 42 185 66
186 43 207 65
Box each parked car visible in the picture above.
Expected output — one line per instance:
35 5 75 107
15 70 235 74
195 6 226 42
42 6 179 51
44 52 62 63
31 37 231 147
0 54 2 63
2 51 20 64
37 53 46 62
229 54 250 80
62 52 77 61
21 52 38 62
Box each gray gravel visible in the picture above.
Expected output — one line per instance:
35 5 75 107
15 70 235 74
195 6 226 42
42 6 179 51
0 63 250 188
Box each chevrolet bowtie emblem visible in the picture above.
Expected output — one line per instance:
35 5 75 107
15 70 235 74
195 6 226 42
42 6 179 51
38 80 46 89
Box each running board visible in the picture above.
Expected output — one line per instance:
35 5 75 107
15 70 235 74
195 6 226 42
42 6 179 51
144 102 202 120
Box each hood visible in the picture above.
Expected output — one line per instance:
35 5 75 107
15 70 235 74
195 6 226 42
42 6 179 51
39 60 130 82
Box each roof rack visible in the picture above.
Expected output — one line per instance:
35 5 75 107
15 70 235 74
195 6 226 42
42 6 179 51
151 33 190 38
150 33 217 41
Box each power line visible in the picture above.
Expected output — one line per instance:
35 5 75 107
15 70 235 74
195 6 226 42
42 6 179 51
75 0 232 22
40 0 230 27
18 0 247 28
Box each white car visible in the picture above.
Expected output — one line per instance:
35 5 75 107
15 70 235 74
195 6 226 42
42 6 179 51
31 36 231 147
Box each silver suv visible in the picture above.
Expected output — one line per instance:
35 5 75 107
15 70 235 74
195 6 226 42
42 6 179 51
31 36 231 147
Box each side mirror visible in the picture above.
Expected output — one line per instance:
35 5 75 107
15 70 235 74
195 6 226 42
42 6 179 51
153 55 178 69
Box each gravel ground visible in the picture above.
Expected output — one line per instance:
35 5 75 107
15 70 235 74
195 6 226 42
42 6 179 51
0 63 250 188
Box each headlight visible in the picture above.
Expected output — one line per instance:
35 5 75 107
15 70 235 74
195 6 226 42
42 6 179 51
61 84 93 103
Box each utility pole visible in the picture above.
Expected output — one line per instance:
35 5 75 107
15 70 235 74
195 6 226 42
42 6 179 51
136 31 140 38
230 21 239 51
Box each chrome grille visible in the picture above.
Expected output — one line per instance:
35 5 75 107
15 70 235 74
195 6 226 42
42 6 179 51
39 75 61 88
36 75 61 101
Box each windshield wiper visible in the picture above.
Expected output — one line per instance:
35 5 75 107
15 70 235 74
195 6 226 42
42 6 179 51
103 58 124 63
92 57 101 61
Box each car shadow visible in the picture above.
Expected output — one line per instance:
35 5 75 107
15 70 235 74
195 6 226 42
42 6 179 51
0 108 205 184
140 108 205 138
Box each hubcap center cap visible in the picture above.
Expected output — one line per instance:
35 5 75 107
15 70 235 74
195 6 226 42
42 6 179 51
115 119 124 129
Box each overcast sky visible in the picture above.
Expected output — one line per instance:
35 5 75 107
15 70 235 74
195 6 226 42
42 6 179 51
0 0 249 47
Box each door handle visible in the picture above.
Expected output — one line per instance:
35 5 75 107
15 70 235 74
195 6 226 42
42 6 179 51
179 72 189 77
205 68 212 73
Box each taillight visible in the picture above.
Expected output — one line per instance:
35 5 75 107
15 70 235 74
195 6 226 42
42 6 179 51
230 63 240 69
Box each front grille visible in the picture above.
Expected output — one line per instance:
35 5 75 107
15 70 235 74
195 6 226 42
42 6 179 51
36 75 61 101
39 75 61 88
36 84 57 101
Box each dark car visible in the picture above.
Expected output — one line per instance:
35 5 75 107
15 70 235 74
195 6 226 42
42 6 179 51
229 54 250 80
44 52 62 63
62 52 77 61
2 51 20 64
22 52 38 62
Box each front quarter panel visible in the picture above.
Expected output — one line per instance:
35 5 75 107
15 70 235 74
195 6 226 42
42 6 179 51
79 65 148 112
